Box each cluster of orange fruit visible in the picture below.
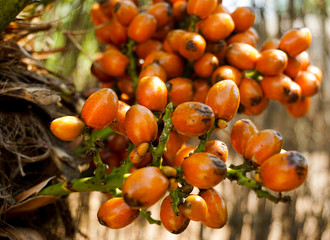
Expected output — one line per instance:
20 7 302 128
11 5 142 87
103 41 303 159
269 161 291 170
90 0 322 118
49 0 314 234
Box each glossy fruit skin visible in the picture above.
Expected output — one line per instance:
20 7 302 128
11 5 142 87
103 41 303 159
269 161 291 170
109 101 130 135
242 95 269 116
106 17 129 45
173 0 187 21
139 62 167 82
97 197 139 229
199 188 227 229
279 27 312 57
178 194 208 221
179 32 206 60
122 166 169 209
206 40 227 65
256 49 288 76
261 38 280 51
192 79 211 103
136 76 168 112
124 105 158 146
298 51 310 70
294 70 320 97
128 13 157 43
91 57 114 83
182 152 226 189
211 65 242 86
205 140 228 163
187 0 217 19
172 102 215 137
107 134 130 153
226 31 257 47
244 129 283 166
117 76 135 101
136 39 162 59
193 53 219 78
101 49 129 77
163 29 186 53
239 77 263 107
230 119 258 155
286 97 311 118
170 145 196 167
261 74 300 104
231 7 255 33
212 3 230 14
81 88 119 129
143 51 185 78
147 2 173 28
167 77 194 106
90 3 109 26
200 13 235 42
307 65 322 83
50 116 85 141
160 195 190 234
226 43 260 71
284 55 302 78
260 151 308 192
163 130 185 166
205 79 240 122
112 0 138 26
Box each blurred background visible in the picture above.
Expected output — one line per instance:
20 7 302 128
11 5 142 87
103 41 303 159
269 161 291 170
1 0 329 239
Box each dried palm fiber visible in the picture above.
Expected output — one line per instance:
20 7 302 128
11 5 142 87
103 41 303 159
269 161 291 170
0 35 83 215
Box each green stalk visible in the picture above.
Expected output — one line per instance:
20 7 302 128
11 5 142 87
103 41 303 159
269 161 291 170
151 102 174 167
91 127 115 141
188 15 200 32
140 210 161 225
245 70 263 82
226 166 291 203
138 0 152 11
194 124 216 153
39 145 135 196
126 38 139 87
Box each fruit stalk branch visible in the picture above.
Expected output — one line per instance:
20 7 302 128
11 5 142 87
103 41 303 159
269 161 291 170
138 0 152 11
38 155 134 196
151 102 174 167
194 124 216 153
226 165 291 203
82 128 108 183
139 209 161 225
126 38 139 86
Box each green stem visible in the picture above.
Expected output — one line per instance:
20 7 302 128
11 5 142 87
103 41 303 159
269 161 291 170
138 0 152 11
140 209 161 225
245 70 263 82
91 127 115 141
126 38 139 87
169 189 186 216
151 102 174 167
38 145 135 196
38 174 123 196
93 151 107 184
188 15 200 32
226 166 291 203
194 124 216 153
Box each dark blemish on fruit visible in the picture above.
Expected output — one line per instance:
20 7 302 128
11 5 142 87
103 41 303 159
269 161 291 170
186 40 197 52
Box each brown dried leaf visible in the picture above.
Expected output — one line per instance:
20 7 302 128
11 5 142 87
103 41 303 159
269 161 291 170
14 176 56 203
4 195 59 218
1 86 61 106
